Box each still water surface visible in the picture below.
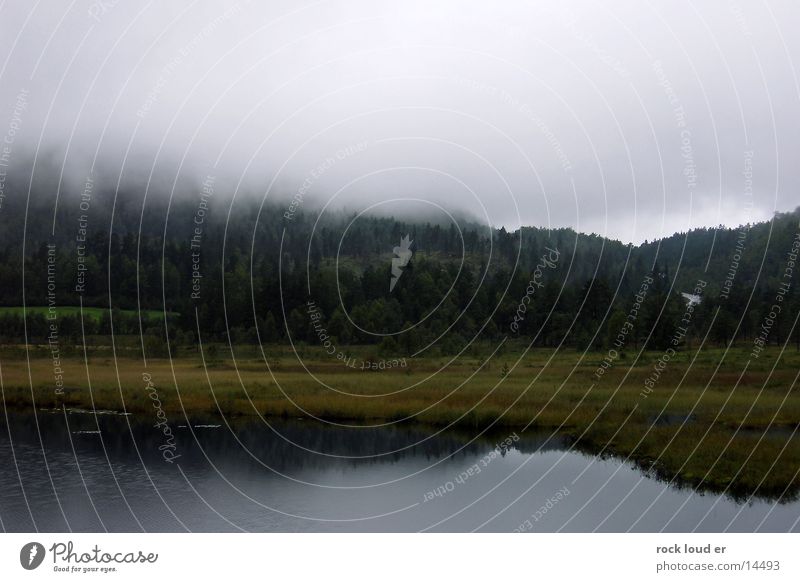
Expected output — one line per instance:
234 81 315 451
1 409 797 532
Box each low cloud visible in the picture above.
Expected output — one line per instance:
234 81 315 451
1 0 797 242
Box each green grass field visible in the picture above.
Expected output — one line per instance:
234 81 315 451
1 343 798 499
0 306 169 321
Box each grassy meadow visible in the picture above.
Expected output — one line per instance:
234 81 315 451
1 341 799 498
0 306 168 321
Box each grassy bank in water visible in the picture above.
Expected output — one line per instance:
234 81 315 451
1 344 799 499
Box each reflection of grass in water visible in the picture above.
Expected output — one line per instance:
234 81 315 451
575 423 800 502
2 344 799 499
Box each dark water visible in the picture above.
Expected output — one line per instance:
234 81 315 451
0 408 798 532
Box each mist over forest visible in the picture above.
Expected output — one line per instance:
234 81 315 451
1 164 798 359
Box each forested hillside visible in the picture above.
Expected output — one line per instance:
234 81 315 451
0 181 798 355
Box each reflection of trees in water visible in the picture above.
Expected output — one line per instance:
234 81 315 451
3 412 795 502
2 412 565 472
222 421 565 472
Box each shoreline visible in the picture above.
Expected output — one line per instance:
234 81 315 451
1 345 798 501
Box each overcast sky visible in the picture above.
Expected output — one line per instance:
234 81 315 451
1 0 798 243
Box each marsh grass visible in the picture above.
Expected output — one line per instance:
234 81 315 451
1 343 798 498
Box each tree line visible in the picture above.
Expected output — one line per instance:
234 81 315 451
0 185 798 355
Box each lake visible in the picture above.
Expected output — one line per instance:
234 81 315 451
1 408 797 532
